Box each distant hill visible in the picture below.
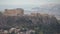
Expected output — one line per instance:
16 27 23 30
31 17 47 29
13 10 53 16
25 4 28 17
32 4 60 20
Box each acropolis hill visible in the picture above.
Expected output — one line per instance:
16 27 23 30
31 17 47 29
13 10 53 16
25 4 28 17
0 8 59 34
0 8 57 25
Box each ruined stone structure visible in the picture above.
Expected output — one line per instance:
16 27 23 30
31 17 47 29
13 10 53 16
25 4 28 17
31 13 41 16
31 13 50 17
3 8 24 16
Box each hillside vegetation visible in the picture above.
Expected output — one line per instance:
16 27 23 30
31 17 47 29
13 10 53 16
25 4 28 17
0 12 60 34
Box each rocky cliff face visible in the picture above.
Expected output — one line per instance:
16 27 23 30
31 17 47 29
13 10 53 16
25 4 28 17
0 14 58 27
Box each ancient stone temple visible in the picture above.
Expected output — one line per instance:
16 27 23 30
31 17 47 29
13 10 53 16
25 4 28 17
3 8 24 16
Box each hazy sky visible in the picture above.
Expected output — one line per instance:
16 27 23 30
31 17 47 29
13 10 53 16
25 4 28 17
0 0 60 10
0 0 60 5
